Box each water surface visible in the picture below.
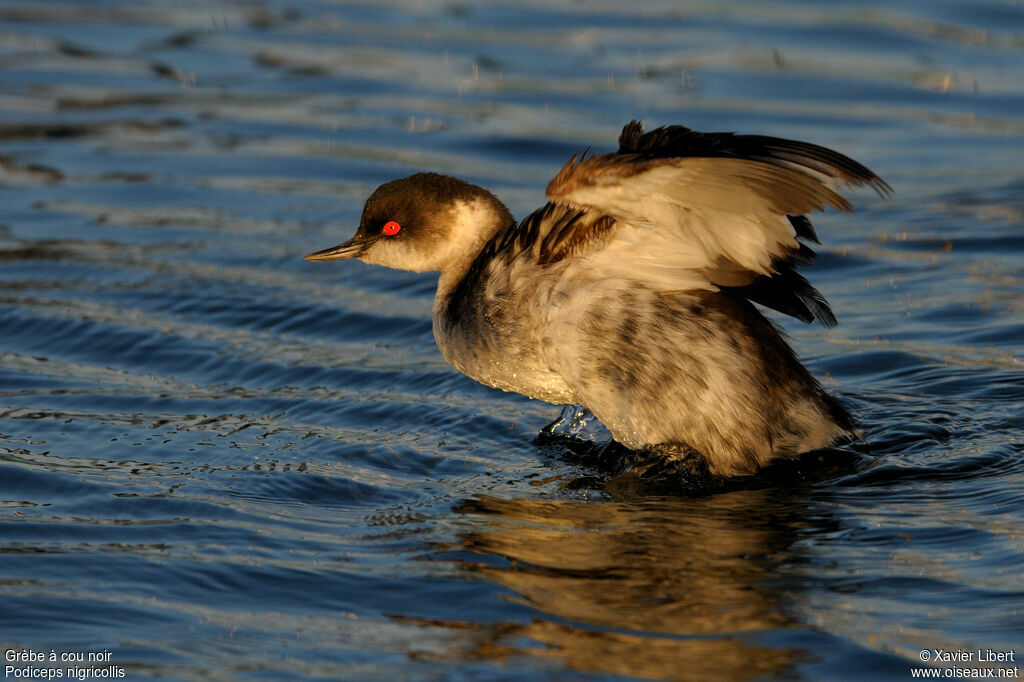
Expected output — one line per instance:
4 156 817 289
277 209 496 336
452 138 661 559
1 1 1022 680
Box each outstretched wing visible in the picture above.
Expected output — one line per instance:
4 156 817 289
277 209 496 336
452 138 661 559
542 121 889 326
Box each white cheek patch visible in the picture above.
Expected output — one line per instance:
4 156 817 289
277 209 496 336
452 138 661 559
359 239 416 269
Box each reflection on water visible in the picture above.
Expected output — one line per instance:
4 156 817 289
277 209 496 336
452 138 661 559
0 0 1023 679
444 493 804 680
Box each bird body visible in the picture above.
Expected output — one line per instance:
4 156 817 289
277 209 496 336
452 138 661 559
305 122 889 477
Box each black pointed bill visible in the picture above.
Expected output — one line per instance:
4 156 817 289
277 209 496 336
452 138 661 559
303 238 367 262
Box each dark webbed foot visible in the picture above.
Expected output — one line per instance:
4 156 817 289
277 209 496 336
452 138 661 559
636 446 714 483
539 435 726 496
612 443 721 494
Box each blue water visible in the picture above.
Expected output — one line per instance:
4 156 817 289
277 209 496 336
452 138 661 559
1 1 1022 680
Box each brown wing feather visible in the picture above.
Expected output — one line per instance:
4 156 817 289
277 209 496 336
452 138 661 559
542 121 889 326
547 153 855 217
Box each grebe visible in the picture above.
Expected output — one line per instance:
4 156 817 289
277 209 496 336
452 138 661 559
305 121 888 477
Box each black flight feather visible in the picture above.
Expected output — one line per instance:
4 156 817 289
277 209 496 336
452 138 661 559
618 120 891 195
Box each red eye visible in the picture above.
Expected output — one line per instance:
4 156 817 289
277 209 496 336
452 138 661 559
381 220 401 236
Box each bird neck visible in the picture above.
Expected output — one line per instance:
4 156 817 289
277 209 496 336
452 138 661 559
434 197 514 303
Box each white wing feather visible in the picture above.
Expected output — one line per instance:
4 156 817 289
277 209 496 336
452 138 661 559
547 155 853 288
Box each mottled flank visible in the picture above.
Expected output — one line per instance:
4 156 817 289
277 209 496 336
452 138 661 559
567 288 856 474
307 121 888 477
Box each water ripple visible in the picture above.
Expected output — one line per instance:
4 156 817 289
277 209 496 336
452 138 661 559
1 0 1022 679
